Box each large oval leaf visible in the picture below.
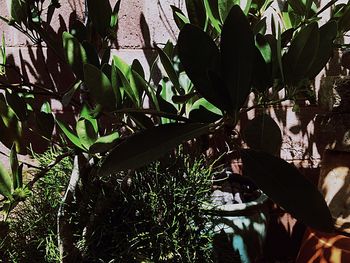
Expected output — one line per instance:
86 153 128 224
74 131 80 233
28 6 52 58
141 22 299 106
241 149 334 232
84 63 117 111
283 22 319 85
185 0 206 28
86 0 112 37
189 98 223 123
307 21 337 79
178 24 231 112
242 114 282 156
99 123 210 176
220 5 255 112
62 32 87 80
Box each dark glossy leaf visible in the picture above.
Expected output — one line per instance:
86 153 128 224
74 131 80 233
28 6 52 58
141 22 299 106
99 123 210 175
281 28 294 48
221 5 255 112
82 41 100 68
218 0 236 22
89 132 120 154
283 22 319 85
131 59 145 79
6 90 28 121
62 80 81 107
338 5 350 33
185 0 206 28
178 24 231 112
84 63 117 111
242 149 334 232
253 17 267 35
251 47 272 93
62 32 87 80
287 0 305 15
189 98 222 123
87 0 112 37
36 102 54 140
308 21 337 79
242 114 282 155
9 0 27 24
0 160 12 198
69 20 87 43
157 85 178 115
129 113 155 130
171 5 190 30
101 48 111 66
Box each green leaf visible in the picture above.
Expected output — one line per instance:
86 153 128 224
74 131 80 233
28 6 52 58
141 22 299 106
220 5 255 112
62 32 87 80
76 118 98 150
218 0 238 22
99 123 210 175
171 5 190 30
80 105 98 133
8 0 27 24
113 56 140 107
283 22 319 85
110 0 121 28
89 132 120 154
204 0 222 33
83 63 117 111
189 98 222 123
111 61 122 108
131 59 145 79
56 119 85 150
287 0 305 16
185 0 207 28
87 0 112 37
155 45 180 93
0 160 12 198
62 80 81 107
251 46 272 93
10 144 20 189
178 24 231 112
242 149 334 232
101 48 111 66
82 41 100 68
242 114 282 155
5 90 28 121
308 21 337 78
0 96 25 154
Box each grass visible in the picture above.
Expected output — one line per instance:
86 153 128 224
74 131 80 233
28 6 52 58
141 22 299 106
0 146 72 263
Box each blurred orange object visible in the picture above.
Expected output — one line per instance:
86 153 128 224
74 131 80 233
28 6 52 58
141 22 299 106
296 228 350 263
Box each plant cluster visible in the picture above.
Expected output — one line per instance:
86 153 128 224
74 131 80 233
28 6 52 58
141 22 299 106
0 0 349 261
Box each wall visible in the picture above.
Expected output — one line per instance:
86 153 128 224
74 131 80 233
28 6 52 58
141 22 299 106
0 0 348 172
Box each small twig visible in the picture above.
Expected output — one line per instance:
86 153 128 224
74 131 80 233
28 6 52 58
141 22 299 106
114 108 191 123
26 151 73 189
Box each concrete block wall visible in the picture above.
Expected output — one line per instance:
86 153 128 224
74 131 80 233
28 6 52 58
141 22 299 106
0 0 347 170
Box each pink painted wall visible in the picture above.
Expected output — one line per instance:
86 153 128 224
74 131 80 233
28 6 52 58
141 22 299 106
0 0 347 172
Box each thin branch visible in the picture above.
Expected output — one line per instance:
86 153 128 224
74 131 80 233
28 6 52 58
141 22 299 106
114 108 191 122
26 151 74 189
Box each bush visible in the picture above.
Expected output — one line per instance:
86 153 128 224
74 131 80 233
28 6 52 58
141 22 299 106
80 153 215 262
0 147 72 263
